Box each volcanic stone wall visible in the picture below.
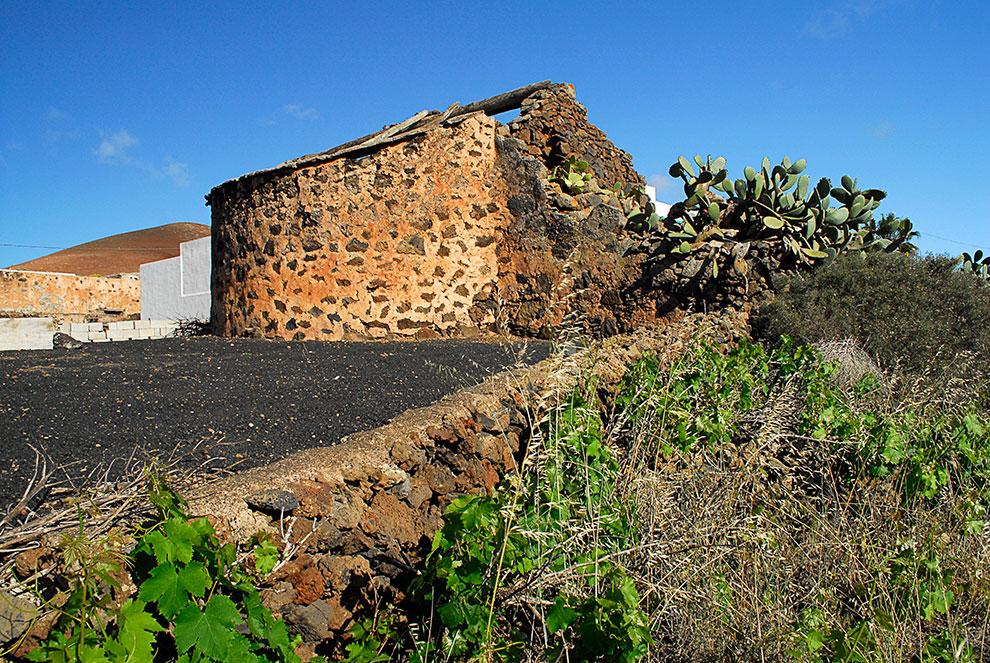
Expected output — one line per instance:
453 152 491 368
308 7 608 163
208 83 653 341
208 114 508 341
505 84 642 186
185 314 736 655
492 85 655 337
0 269 140 322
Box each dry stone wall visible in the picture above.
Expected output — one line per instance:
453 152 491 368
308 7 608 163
506 84 642 186
186 314 740 655
491 85 657 337
0 270 140 322
207 83 657 342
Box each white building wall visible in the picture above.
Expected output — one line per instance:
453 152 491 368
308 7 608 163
140 236 211 321
180 234 211 296
644 184 673 217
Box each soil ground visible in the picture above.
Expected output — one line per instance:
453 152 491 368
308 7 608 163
0 336 547 511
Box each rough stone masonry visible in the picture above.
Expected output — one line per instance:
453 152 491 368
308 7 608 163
181 314 738 655
207 82 658 341
0 269 140 323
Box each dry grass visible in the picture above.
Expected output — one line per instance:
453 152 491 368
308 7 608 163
604 345 990 662
0 439 237 591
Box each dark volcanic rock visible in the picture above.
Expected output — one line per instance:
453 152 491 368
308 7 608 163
0 591 36 644
282 600 334 642
246 489 300 514
52 332 83 350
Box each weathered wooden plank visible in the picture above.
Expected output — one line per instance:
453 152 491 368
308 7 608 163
455 80 554 117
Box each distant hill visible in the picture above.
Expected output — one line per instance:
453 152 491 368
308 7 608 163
7 222 210 276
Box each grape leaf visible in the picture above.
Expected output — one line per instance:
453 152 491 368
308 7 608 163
226 633 261 663
78 645 111 663
546 597 578 633
241 586 268 638
174 595 242 659
162 517 201 564
141 531 173 565
109 599 163 663
178 562 211 598
139 562 210 618
253 539 279 577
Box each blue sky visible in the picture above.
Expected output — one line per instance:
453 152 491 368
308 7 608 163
1 0 987 267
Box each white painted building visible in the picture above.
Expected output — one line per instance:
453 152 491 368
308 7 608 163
140 235 211 321
644 184 673 217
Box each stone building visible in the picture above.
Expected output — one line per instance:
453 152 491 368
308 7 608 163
207 82 657 341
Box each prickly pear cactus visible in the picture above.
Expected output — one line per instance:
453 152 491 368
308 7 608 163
639 154 906 312
961 250 990 282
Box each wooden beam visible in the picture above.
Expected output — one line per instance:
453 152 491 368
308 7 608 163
455 80 554 117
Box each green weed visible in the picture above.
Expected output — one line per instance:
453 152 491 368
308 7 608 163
26 477 314 663
415 392 651 661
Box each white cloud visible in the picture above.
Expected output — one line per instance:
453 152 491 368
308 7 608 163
804 1 879 39
260 104 321 125
95 129 139 163
93 130 190 187
647 173 683 200
162 156 191 187
282 104 319 120
46 107 70 122
43 108 80 143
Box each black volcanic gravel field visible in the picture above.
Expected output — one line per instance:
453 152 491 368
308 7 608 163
0 336 548 511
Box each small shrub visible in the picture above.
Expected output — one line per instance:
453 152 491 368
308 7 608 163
752 251 990 384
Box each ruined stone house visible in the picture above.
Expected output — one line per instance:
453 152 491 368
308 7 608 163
207 81 657 341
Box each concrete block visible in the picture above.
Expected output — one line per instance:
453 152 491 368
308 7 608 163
134 319 153 330
87 331 107 341
108 320 135 331
107 330 135 341
70 322 90 332
87 322 104 332
91 337 111 343
137 328 154 339
57 322 71 333
0 318 55 351
69 332 88 342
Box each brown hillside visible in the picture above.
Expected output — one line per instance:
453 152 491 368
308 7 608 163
8 222 210 276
